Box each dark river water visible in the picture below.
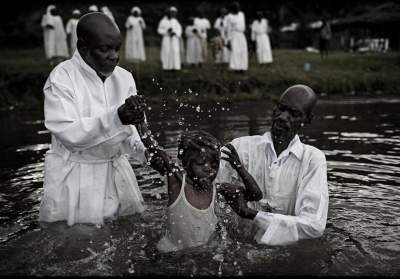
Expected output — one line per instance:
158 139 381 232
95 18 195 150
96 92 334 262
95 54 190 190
0 98 399 276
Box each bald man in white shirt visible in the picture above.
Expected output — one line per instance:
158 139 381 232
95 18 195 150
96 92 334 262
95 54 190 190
216 85 329 245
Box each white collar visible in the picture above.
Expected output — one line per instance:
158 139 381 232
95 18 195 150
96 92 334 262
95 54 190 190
263 131 304 160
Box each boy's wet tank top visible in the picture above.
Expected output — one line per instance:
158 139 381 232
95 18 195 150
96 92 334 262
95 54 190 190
157 173 218 252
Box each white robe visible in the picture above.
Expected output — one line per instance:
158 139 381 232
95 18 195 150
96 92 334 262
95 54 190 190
251 19 273 64
213 16 230 63
215 132 329 246
41 9 69 59
194 17 210 60
185 25 203 64
226 12 248 70
125 16 146 62
157 16 182 70
66 18 79 56
39 51 147 226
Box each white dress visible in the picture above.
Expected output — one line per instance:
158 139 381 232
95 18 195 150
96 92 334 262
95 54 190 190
251 19 273 64
39 51 147 226
157 174 218 252
215 132 329 245
185 25 203 64
41 7 69 59
213 16 230 63
226 11 248 70
157 16 182 70
194 17 211 60
125 16 146 62
65 18 79 56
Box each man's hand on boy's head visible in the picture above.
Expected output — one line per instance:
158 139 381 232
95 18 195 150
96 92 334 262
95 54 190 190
221 143 243 171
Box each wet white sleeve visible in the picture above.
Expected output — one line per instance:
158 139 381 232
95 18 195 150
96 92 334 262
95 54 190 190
253 162 329 245
44 79 133 153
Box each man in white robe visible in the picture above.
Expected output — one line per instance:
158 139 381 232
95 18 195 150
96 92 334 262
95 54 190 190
41 5 69 64
39 12 147 226
125 7 146 62
217 85 329 246
251 11 273 64
213 7 230 64
226 2 248 71
185 17 203 66
157 6 182 71
194 12 211 62
66 9 81 56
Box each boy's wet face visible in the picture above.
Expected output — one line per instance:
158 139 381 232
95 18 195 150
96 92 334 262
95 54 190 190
187 149 220 186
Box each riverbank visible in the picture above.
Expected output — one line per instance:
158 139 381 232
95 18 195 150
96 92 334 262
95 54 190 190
0 47 399 110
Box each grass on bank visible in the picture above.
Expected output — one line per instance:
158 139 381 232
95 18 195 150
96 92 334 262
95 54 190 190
0 46 399 109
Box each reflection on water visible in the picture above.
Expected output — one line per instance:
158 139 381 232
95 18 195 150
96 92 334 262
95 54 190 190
0 99 400 276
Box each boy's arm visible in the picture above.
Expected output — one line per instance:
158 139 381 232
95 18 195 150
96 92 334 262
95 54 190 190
221 143 263 201
135 120 183 184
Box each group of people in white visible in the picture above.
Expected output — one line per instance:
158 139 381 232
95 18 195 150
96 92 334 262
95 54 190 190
41 2 273 70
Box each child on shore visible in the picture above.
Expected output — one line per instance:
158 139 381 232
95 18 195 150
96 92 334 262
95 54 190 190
136 122 221 252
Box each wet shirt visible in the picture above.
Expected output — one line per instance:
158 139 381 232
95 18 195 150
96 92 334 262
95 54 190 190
215 132 328 245
157 173 218 252
40 51 146 226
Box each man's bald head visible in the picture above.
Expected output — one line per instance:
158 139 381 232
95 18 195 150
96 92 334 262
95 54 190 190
76 12 122 80
280 84 317 120
77 12 119 42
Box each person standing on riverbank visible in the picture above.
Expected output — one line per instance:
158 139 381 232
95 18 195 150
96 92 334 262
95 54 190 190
40 5 69 65
250 11 273 64
194 10 211 63
157 6 182 71
125 6 146 63
213 7 230 64
185 17 203 67
226 2 248 72
319 18 332 59
216 85 329 245
66 9 81 56
39 12 148 226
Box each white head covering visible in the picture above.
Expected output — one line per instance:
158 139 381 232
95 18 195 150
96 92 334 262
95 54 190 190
72 9 81 15
131 6 141 15
46 5 56 15
88 5 98 12
169 6 177 12
101 6 109 13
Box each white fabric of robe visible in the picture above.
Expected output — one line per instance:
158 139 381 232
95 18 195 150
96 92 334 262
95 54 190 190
41 6 69 59
226 12 248 70
157 16 182 70
185 25 203 64
39 50 147 226
125 16 146 62
215 132 329 246
251 19 273 64
213 16 230 63
66 18 79 56
194 17 210 60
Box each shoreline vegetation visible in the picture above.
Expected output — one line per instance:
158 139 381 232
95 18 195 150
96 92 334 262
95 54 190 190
0 47 399 110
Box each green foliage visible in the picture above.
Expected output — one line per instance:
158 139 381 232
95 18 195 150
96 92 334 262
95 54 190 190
0 47 399 110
